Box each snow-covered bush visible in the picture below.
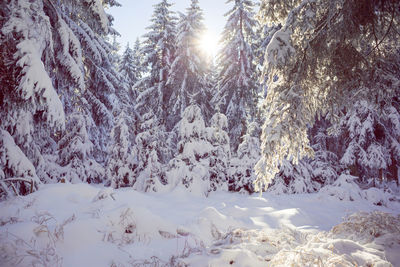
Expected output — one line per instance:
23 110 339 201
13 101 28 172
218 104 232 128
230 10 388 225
331 211 400 244
319 173 364 201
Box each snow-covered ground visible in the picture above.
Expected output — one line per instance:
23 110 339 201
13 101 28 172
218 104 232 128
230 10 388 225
0 184 399 266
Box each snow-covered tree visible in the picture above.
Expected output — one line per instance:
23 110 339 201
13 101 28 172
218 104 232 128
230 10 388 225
255 0 400 191
0 0 67 190
207 112 231 192
0 130 39 199
119 41 143 90
136 0 177 127
57 113 104 184
268 158 317 195
216 0 258 153
167 0 210 127
166 104 214 195
310 119 340 188
229 122 261 193
134 112 171 192
334 100 400 186
58 0 124 164
106 112 137 188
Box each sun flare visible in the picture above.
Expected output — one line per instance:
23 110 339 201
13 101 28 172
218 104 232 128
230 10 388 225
199 30 220 57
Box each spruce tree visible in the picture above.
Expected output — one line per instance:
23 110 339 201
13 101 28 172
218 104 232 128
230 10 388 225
136 0 177 128
166 104 214 196
134 111 171 192
256 0 400 190
335 100 400 186
229 122 261 193
208 112 231 192
106 112 137 188
167 0 210 127
216 0 258 153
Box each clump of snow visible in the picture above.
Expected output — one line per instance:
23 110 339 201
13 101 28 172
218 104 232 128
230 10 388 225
319 173 364 201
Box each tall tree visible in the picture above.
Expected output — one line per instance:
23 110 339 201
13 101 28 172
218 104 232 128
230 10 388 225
136 0 177 127
216 0 259 153
255 0 400 191
119 41 142 90
0 0 125 196
167 0 210 127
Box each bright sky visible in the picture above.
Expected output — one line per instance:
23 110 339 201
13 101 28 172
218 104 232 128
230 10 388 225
107 0 231 49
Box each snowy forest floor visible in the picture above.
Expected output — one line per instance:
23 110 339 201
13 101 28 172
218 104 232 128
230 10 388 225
1 184 400 267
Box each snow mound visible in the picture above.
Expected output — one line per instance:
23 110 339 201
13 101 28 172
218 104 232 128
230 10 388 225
182 212 399 266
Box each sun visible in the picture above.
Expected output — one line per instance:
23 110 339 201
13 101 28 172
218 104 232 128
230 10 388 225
198 30 220 58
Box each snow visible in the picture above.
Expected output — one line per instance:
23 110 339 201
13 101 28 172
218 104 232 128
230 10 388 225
1 183 399 266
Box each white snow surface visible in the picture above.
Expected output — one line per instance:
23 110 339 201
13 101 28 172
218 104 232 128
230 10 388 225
0 183 399 266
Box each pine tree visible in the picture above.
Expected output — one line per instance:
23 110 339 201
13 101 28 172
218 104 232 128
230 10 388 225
167 0 210 127
136 0 177 128
59 0 125 165
106 112 137 188
119 43 136 89
208 112 231 192
166 104 214 195
0 130 40 199
256 0 400 190
57 113 104 184
229 122 261 193
268 158 317 194
335 100 400 186
0 0 126 190
0 0 67 193
134 111 171 192
310 118 340 187
216 0 258 153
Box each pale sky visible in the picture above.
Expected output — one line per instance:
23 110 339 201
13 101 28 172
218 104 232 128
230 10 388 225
107 0 232 49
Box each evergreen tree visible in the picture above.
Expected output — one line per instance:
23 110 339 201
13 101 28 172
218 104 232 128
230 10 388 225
335 100 400 186
0 0 67 193
134 111 171 192
208 112 231 192
216 0 258 153
167 0 210 127
0 129 39 199
166 104 214 196
119 43 136 89
256 0 400 190
310 118 340 187
59 0 125 164
57 113 104 184
229 122 261 193
106 112 137 188
136 0 177 127
0 0 125 191
268 158 317 194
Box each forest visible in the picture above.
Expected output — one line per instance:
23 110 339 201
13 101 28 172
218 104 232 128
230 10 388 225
0 0 399 266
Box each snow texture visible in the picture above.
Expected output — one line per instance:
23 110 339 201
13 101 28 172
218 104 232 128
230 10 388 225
0 183 399 266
